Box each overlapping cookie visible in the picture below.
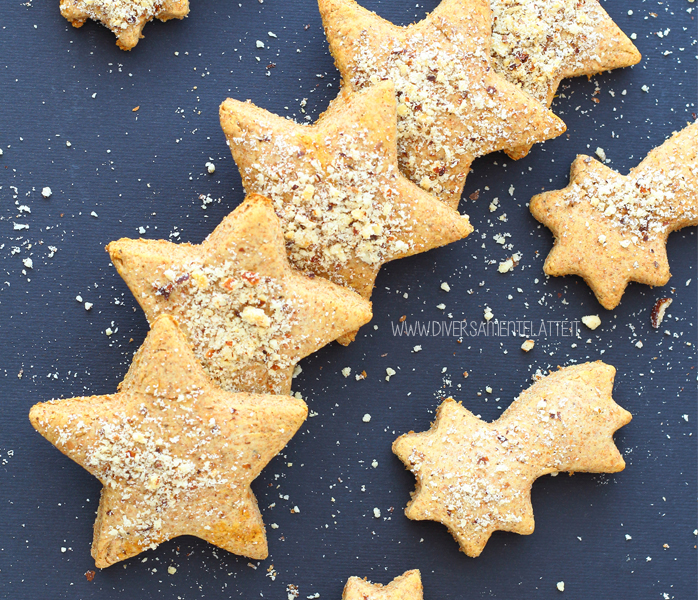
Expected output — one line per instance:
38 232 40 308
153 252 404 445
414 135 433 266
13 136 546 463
343 569 423 600
318 0 565 209
29 315 308 567
107 194 372 394
393 362 631 557
59 0 189 50
531 122 698 309
490 0 641 159
220 82 472 339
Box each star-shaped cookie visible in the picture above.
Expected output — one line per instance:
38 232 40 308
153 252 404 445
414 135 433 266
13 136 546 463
60 0 189 50
29 315 308 568
318 0 566 209
393 362 631 557
343 569 423 600
220 81 473 306
107 194 372 394
531 122 698 309
490 0 641 159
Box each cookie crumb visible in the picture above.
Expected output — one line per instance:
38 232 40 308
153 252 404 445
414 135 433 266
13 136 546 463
42 187 52 198
556 581 565 592
581 315 601 330
362 413 372 423
521 340 535 352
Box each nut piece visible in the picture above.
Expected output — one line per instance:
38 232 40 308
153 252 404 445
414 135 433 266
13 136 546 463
650 297 672 329
581 315 601 330
520 339 535 352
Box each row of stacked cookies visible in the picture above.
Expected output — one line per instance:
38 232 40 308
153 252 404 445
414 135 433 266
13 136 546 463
58 1 697 305
31 0 696 590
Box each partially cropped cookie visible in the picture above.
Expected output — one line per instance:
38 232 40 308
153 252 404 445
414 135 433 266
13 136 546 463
393 362 631 557
531 122 698 310
220 81 472 341
318 0 565 209
60 0 189 50
490 0 641 159
107 194 372 394
343 570 423 600
29 315 308 568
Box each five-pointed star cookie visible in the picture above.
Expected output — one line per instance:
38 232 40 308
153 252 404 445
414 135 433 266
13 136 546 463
107 194 372 395
343 569 423 600
393 362 631 557
531 122 698 310
318 0 566 209
29 315 308 568
60 0 189 50
490 0 641 159
220 81 473 307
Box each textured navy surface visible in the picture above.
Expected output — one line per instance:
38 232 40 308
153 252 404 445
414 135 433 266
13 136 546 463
0 1 695 598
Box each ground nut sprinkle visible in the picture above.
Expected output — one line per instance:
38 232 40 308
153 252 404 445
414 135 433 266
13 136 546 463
232 130 410 278
148 262 300 393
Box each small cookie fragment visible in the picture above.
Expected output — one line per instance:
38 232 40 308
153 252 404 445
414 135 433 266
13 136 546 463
581 315 601 330
531 123 698 309
60 0 189 51
521 339 535 352
393 362 631 557
343 569 423 600
318 0 565 208
29 316 308 567
107 194 372 395
650 298 672 329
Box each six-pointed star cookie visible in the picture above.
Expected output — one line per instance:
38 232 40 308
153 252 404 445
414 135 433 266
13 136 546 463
393 362 631 557
60 0 189 50
107 194 372 395
318 0 566 209
531 122 698 310
29 315 308 568
343 569 423 600
220 81 473 305
490 0 640 159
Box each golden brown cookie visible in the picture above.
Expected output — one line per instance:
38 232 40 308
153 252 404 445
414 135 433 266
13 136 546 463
530 122 698 310
29 315 308 568
60 0 189 50
220 81 472 318
318 0 565 209
393 362 631 557
490 0 641 159
343 570 423 600
107 194 372 394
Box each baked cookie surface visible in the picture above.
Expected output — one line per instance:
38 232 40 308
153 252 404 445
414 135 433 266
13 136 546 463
490 0 641 158
343 569 423 600
29 315 308 568
393 362 631 557
318 0 565 209
530 122 698 310
107 194 372 394
220 82 472 307
60 0 189 50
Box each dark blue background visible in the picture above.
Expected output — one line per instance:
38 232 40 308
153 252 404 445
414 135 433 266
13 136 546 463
0 1 695 598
